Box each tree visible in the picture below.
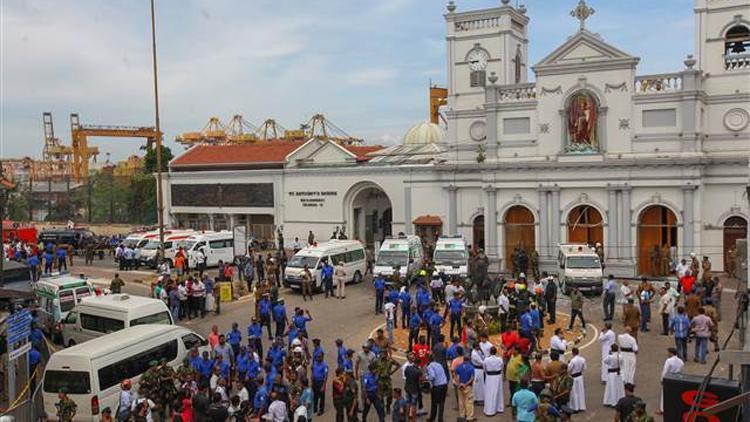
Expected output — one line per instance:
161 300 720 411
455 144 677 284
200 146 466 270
143 144 173 173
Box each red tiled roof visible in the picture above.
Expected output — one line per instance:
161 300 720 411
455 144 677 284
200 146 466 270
170 142 306 168
344 145 383 161
413 215 443 226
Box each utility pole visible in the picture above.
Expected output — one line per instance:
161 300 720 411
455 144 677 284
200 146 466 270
1 159 6 287
47 177 52 221
744 181 750 419
150 0 165 248
87 177 92 223
27 176 33 221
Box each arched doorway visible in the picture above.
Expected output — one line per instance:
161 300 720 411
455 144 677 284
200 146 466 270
504 206 535 274
472 215 485 252
723 216 747 277
637 205 678 276
349 185 392 249
567 205 603 246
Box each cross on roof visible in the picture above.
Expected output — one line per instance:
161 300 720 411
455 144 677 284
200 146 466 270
570 0 595 31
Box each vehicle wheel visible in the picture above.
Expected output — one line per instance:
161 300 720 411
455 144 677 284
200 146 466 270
353 271 363 284
67 339 76 348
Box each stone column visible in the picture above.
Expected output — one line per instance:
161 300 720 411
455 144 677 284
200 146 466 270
208 214 215 231
607 187 619 259
484 186 498 259
682 185 696 254
620 187 633 261
550 188 561 249
229 214 237 229
538 188 549 258
403 186 413 235
447 185 458 236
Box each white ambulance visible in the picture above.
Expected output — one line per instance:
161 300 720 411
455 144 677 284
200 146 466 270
373 235 424 280
557 243 604 295
432 236 469 278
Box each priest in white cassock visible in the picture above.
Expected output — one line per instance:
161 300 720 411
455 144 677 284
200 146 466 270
482 346 504 416
659 347 684 414
567 347 587 412
617 326 639 385
470 342 486 404
479 334 493 358
598 322 616 383
550 328 568 360
602 344 625 406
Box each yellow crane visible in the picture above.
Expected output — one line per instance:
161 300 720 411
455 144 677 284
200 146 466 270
70 113 160 182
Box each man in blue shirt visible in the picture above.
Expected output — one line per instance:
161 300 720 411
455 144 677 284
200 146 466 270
272 301 288 339
603 274 617 321
257 294 273 341
669 305 691 360
446 337 461 361
215 355 231 379
343 349 354 373
428 306 444 348
55 246 67 272
373 275 386 314
235 345 251 381
247 317 264 358
312 338 325 362
511 379 538 422
322 260 335 298
336 338 347 369
455 355 475 420
408 306 422 351
416 286 431 315
399 288 412 329
227 322 243 357
443 291 464 340
267 339 286 370
311 352 329 416
387 286 400 322
27 254 40 281
198 351 214 382
520 309 536 351
426 356 448 422
253 378 269 414
362 363 385 422
43 250 54 274
292 308 313 337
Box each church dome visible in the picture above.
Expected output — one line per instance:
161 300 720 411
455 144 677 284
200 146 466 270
403 122 446 145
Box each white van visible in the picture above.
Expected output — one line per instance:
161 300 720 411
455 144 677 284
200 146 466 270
284 240 367 290
186 231 235 268
34 274 95 342
138 230 195 268
557 243 604 295
373 235 424 280
43 325 207 421
433 236 469 278
61 294 173 347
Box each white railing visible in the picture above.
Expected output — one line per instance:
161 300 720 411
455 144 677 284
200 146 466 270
455 16 500 31
634 73 683 95
725 53 750 71
496 83 537 102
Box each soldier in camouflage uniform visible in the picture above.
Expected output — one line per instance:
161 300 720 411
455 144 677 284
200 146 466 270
157 358 177 410
629 401 655 422
139 361 161 411
55 389 77 422
373 350 400 412
176 356 196 383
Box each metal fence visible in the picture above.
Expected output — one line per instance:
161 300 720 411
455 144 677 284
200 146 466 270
0 340 50 421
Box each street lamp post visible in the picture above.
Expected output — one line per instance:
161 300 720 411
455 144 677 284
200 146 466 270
150 0 165 248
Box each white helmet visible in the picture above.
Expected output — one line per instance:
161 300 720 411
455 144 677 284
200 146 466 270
478 305 487 314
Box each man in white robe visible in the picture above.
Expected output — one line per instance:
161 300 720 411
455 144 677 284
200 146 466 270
598 322 616 383
470 343 486 404
617 326 639 385
479 334 493 358
658 347 684 414
602 344 625 406
567 347 587 412
482 346 504 416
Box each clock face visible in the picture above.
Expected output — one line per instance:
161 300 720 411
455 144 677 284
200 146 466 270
467 49 489 71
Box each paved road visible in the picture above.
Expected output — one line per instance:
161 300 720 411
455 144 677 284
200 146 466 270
67 256 740 421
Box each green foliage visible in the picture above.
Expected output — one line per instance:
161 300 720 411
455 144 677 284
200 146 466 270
4 183 30 221
73 170 158 225
143 145 173 173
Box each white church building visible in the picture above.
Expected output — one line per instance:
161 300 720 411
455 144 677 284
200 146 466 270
165 0 750 277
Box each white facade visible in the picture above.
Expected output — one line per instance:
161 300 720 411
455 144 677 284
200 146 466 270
166 0 750 277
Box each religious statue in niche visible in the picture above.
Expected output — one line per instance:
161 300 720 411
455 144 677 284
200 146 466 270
566 91 599 153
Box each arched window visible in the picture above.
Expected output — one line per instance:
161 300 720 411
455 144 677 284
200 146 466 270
514 47 522 84
725 25 750 56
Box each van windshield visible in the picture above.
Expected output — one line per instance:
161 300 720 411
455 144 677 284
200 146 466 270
131 311 172 326
567 256 601 269
434 250 466 265
143 240 160 250
178 240 196 251
59 290 76 313
376 250 408 267
44 370 91 394
287 255 319 269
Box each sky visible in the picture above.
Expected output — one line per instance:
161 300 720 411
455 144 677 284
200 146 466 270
1 0 695 162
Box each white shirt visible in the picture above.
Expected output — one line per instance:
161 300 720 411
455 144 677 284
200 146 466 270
620 285 633 301
617 333 639 352
384 302 396 321
445 284 464 301
131 397 155 422
550 335 568 352
479 340 493 358
267 399 288 421
568 355 586 374
238 386 249 403
177 285 188 301
497 294 510 314
675 262 689 278
430 278 443 289
659 293 675 315
661 355 684 379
